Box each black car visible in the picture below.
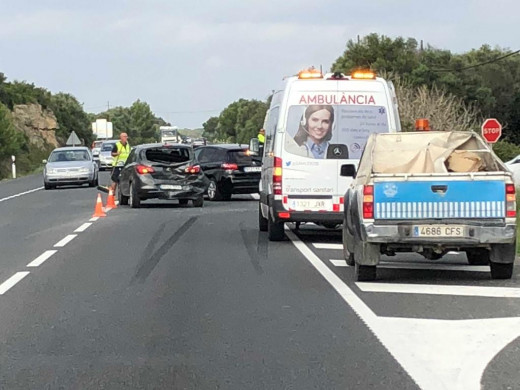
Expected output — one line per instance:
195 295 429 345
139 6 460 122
117 143 207 208
194 144 261 201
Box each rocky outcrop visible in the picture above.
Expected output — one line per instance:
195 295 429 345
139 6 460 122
11 104 59 149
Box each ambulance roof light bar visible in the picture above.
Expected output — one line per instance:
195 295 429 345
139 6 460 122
351 70 376 79
298 68 323 79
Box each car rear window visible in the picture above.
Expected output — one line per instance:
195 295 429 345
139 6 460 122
101 143 115 151
227 150 253 164
145 147 191 163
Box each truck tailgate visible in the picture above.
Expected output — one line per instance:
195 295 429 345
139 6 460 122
374 180 506 220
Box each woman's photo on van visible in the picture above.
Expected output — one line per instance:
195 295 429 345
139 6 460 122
293 105 334 159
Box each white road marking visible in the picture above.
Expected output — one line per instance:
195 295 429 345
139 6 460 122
27 250 57 267
251 193 260 200
0 272 30 295
287 230 520 390
74 223 92 233
357 282 520 298
89 217 99 222
54 234 77 247
313 243 343 250
0 187 43 203
330 259 349 267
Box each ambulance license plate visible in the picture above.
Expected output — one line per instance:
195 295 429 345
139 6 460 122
289 199 332 211
413 225 465 237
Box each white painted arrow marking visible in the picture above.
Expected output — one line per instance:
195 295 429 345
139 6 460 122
287 230 520 390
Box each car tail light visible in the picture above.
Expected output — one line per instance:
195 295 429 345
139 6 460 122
278 212 290 218
506 183 516 218
363 185 374 219
185 165 201 174
136 165 155 174
221 163 238 171
273 157 282 195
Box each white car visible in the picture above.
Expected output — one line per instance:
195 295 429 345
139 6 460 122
43 146 99 189
505 155 520 186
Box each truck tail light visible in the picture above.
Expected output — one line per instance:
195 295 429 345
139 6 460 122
136 165 155 174
363 185 374 219
273 157 282 195
506 183 516 218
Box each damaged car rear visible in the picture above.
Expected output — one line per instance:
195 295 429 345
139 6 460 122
117 143 207 208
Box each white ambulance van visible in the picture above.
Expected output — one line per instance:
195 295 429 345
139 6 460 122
254 68 401 240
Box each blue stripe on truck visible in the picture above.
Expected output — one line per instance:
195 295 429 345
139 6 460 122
374 181 505 219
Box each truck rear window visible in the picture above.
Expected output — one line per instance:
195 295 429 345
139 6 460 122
145 147 191 163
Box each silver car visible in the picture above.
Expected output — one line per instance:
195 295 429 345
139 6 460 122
98 140 118 170
43 146 99 190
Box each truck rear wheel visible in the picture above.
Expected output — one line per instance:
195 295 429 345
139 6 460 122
465 248 490 265
355 263 376 281
490 261 514 279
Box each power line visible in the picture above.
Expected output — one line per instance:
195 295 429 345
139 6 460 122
433 49 520 72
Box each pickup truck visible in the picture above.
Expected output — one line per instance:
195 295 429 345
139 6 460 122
342 130 517 281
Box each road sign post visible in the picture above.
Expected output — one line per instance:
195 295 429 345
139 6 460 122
481 118 502 146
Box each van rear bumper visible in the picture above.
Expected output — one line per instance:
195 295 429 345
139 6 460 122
269 199 343 224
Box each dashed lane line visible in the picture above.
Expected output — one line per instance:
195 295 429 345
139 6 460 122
74 223 92 233
357 282 520 298
53 234 77 248
27 250 57 267
0 187 43 203
313 243 342 250
0 272 30 295
89 217 99 222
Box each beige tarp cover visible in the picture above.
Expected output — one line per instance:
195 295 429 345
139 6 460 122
356 131 505 182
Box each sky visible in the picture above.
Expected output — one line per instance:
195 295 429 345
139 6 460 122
0 0 518 129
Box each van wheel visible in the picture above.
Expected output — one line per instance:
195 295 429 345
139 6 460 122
490 261 514 279
129 182 141 208
118 186 129 205
268 217 285 241
355 263 376 281
465 248 490 265
259 203 268 231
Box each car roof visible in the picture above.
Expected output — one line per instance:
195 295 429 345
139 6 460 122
52 146 89 151
135 142 192 150
200 144 248 150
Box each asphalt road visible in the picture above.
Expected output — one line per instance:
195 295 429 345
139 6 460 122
0 172 519 389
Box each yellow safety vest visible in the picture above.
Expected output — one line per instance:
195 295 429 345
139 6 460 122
113 141 131 166
258 133 265 144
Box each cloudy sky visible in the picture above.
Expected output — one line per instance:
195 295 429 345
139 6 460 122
0 0 518 128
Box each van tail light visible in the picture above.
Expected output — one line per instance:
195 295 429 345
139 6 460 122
506 183 516 218
273 157 283 195
363 185 374 219
221 163 238 171
185 165 201 174
136 165 155 174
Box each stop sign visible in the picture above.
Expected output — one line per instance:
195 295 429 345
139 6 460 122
481 118 502 143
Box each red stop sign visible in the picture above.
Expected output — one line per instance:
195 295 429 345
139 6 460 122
481 118 502 143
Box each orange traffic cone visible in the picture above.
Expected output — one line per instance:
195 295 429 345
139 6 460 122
106 189 117 209
92 193 107 217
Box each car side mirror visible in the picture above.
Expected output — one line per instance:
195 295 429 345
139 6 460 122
249 138 259 155
340 164 356 177
42 159 47 164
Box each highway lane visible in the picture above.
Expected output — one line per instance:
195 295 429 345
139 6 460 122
0 173 519 389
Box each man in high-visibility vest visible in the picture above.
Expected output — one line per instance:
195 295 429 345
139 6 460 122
257 128 265 156
110 132 131 192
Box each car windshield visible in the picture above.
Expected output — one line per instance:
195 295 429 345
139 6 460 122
101 143 115 151
144 147 191 163
227 150 254 164
49 150 90 162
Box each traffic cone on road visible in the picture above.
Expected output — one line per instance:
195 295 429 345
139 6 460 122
106 188 117 209
92 193 107 217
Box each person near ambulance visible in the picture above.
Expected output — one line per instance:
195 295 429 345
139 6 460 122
257 128 265 156
110 132 130 192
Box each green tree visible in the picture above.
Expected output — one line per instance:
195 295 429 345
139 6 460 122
0 103 24 178
49 93 93 146
202 116 218 141
215 99 267 143
129 100 157 144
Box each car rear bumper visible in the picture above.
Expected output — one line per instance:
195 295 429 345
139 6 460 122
137 179 206 200
226 176 260 194
269 198 343 224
